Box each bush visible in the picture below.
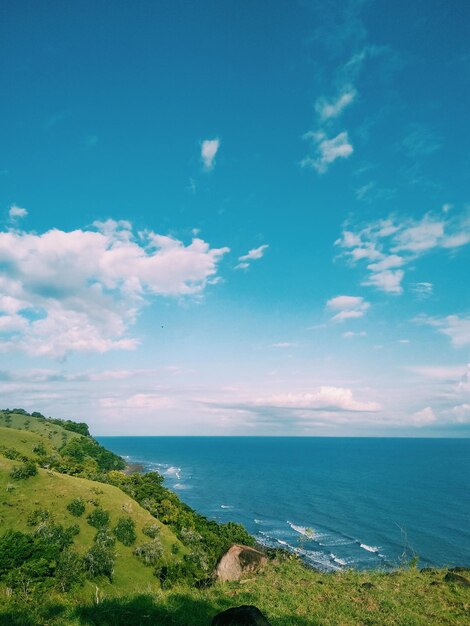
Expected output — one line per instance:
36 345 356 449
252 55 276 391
10 460 38 480
113 517 136 546
94 528 116 548
55 550 84 591
87 507 110 529
32 443 47 456
67 497 86 517
142 523 160 539
27 508 51 527
134 538 163 566
0 530 34 576
83 544 115 581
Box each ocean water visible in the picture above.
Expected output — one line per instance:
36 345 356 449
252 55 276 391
98 437 470 571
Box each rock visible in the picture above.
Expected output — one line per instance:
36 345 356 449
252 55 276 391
444 572 470 586
215 545 267 582
211 605 272 625
430 581 441 586
361 582 375 589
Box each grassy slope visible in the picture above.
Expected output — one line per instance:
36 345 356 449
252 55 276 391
0 425 186 598
0 412 80 449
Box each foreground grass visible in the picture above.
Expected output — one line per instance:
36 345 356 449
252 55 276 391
1 559 469 625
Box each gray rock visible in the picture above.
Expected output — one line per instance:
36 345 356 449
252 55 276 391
212 605 272 626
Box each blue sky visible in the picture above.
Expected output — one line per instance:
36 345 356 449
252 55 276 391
1 0 469 435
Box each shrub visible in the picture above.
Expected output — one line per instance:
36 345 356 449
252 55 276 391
67 497 86 517
113 516 136 546
10 460 38 480
134 538 163 566
86 507 110 529
94 528 116 548
0 530 34 576
55 550 84 591
142 523 160 539
27 508 51 527
83 544 115 581
32 443 47 456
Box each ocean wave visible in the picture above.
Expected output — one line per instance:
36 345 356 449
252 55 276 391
164 466 181 480
221 505 233 509
287 521 325 541
359 543 381 553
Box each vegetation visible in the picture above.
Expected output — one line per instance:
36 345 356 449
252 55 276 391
0 409 468 625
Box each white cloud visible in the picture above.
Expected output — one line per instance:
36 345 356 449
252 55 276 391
326 295 369 322
315 88 357 121
302 131 353 174
342 331 367 338
406 365 468 380
201 138 220 171
419 315 470 348
336 209 470 294
362 269 404 294
235 244 269 270
271 342 297 348
252 387 380 413
9 205 28 220
409 406 436 425
0 219 229 357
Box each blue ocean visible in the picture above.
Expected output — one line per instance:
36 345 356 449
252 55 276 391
98 437 470 571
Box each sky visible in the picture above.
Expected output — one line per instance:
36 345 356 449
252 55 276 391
1 0 469 436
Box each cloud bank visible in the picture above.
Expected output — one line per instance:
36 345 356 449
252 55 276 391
0 218 229 357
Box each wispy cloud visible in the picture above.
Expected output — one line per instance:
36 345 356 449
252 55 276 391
417 315 470 348
302 131 353 174
336 209 470 294
326 295 370 322
315 88 357 121
0 218 229 357
235 244 269 270
201 138 220 171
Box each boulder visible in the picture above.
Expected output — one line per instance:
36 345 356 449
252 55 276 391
211 605 272 626
215 545 267 582
444 572 470 587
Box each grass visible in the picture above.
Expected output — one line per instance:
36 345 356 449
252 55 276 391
0 412 79 450
0 559 469 625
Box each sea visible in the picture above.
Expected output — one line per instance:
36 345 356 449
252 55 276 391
97 436 470 572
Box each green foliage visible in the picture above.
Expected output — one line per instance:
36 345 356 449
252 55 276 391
10 460 38 480
27 508 51 527
59 437 126 475
0 445 27 461
0 531 35 577
94 528 116 549
32 442 47 456
142 522 160 539
54 549 84 592
47 418 91 437
83 544 115 581
113 516 137 546
133 538 163 566
66 497 86 517
87 506 110 529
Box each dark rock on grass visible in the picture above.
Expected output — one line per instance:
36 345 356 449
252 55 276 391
361 582 375 589
430 581 441 586
420 567 438 573
215 545 267 582
212 605 272 626
444 572 470 586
